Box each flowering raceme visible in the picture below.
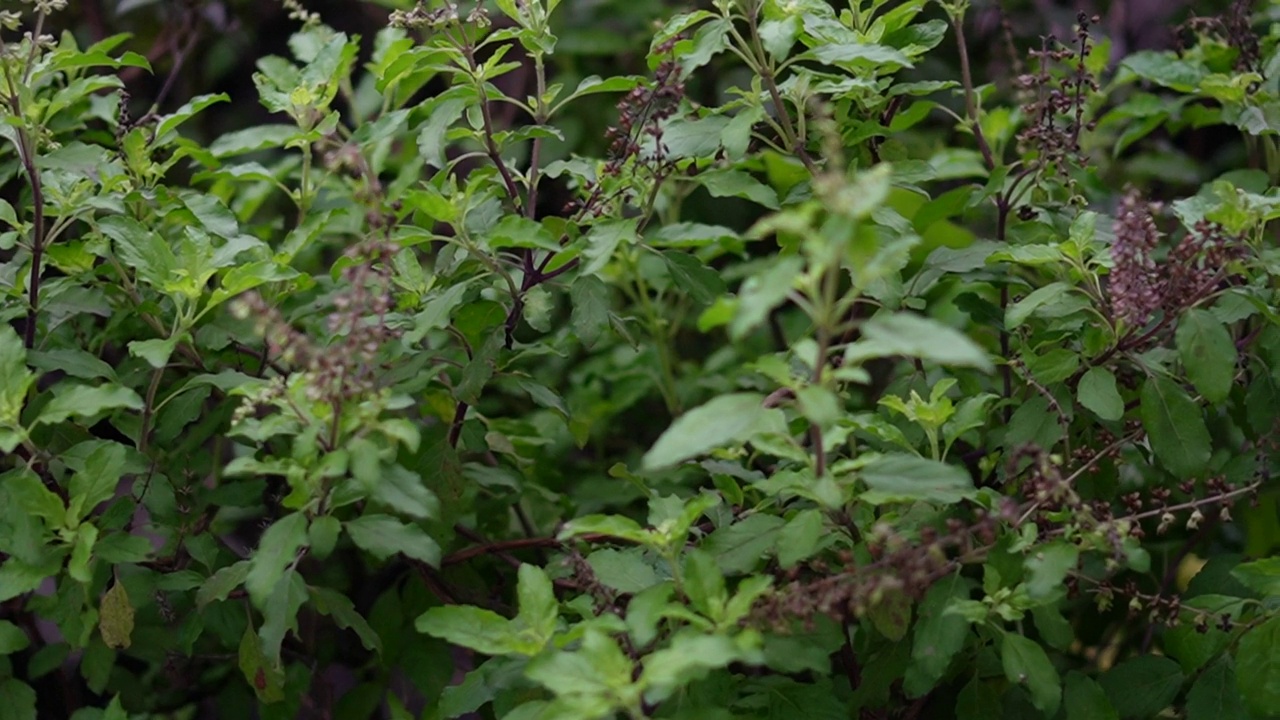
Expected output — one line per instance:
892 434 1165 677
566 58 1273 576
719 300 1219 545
1108 190 1162 328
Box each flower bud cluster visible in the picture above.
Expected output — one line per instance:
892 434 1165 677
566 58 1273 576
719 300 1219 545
604 35 685 173
280 0 321 27
1108 189 1163 327
1108 190 1245 332
1163 220 1242 312
1181 0 1260 76
566 36 686 219
1014 13 1100 177
755 504 1013 630
390 2 476 31
231 237 401 410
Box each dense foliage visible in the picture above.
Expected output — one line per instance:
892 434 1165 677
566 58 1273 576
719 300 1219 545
1 0 1279 718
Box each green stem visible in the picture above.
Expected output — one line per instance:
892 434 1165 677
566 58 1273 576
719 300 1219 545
625 254 681 414
727 2 818 175
298 143 312 225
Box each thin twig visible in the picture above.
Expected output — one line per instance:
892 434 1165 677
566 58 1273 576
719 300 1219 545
444 532 615 566
950 10 996 170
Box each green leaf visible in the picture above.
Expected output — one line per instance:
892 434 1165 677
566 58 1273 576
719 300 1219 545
82 637 115 691
1121 51 1207 92
570 274 611 348
663 251 725 306
365 464 439 521
311 586 381 653
528 633 636 712
1005 395 1064 451
1064 671 1119 720
700 513 785 575
1176 308 1236 404
34 383 144 426
69 524 98 583
488 215 561 252
156 93 229 138
1032 604 1074 651
91 530 152 563
416 92 469 169
407 281 471 343
626 583 674 648
0 326 34 428
853 312 994 371
1007 282 1075 328
99 582 134 650
582 219 639 276
956 677 1002 720
1139 376 1212 478
522 285 554 332
723 574 771 626
1188 658 1248 720
559 514 654 545
758 16 799 61
197 560 251 608
345 514 441 566
1100 655 1183 718
245 512 308 606
777 509 825 568
760 616 841 675
729 256 804 338
101 696 128 720
722 106 764 160
639 633 748 702
208 261 299 308
98 215 176 288
676 17 731 74
127 337 179 369
698 169 780 209
0 620 29 655
259 570 308 664
308 515 342 561
805 42 912 69
0 557 59 603
1078 367 1124 421
6 469 66 529
1165 622 1231 673
562 74 643 104
299 31 355 94
1230 557 1280 596
210 124 298 157
0 679 36 720
455 318 501 401
1025 542 1079 599
859 453 975 505
68 442 127 520
904 577 972 697
657 116 730 159
1236 614 1280 716
435 657 510 718
642 393 782 470
515 564 557 647
415 605 520 656
25 349 115 383
587 548 659 593
1001 632 1061 717
683 549 727 620
180 192 240 239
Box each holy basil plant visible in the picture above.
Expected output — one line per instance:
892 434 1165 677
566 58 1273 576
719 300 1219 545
0 0 1277 718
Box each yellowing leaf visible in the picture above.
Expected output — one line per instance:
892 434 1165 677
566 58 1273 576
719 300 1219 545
238 627 285 703
99 582 134 650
